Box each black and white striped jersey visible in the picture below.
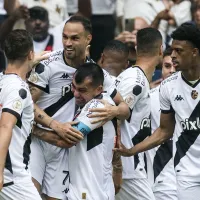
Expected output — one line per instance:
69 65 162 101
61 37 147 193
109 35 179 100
147 85 176 192
115 66 151 179
0 74 34 186
160 71 200 182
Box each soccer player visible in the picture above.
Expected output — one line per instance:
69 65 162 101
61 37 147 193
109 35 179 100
115 27 163 200
99 40 129 77
28 16 129 200
114 23 200 200
0 30 42 200
147 48 177 200
66 63 117 200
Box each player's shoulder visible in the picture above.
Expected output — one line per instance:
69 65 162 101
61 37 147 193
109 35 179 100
150 85 160 95
161 72 180 87
40 49 64 67
0 74 29 97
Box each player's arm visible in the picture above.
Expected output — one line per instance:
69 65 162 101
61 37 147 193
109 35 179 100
89 91 130 125
0 112 17 190
32 125 74 148
29 83 83 144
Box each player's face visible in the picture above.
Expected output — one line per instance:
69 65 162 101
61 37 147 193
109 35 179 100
171 40 195 71
62 22 91 61
72 77 103 106
25 17 49 42
162 55 176 79
100 51 128 76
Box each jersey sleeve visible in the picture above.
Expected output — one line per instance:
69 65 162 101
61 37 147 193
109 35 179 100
72 99 105 136
116 75 143 110
159 83 173 114
102 69 117 99
1 86 29 121
28 62 50 93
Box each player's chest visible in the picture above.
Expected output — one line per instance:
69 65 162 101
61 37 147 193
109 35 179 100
170 83 200 117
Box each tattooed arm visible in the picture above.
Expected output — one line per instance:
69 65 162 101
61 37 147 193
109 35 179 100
33 125 73 148
29 83 83 145
112 120 122 194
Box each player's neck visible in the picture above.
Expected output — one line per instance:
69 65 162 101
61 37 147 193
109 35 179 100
135 57 158 82
5 62 29 81
64 55 85 69
182 67 200 81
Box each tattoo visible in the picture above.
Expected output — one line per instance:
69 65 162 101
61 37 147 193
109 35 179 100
38 114 44 119
33 126 46 138
112 152 122 172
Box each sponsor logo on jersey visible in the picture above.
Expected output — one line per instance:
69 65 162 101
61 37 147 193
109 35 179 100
140 118 151 129
181 117 200 130
60 73 69 79
174 95 184 101
191 90 198 100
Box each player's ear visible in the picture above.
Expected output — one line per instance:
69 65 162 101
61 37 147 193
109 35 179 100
192 48 199 57
28 50 34 61
99 53 104 64
86 34 92 45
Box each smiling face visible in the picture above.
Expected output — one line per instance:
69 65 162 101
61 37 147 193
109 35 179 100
62 22 92 62
71 76 103 107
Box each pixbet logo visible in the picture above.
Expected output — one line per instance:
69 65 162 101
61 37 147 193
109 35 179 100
180 117 200 131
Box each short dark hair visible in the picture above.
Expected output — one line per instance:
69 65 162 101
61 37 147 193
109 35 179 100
66 15 92 34
4 29 33 62
104 40 129 56
136 27 162 56
163 48 172 58
171 22 200 51
74 63 104 88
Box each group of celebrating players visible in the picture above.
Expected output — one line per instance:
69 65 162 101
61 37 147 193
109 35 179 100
0 15 200 200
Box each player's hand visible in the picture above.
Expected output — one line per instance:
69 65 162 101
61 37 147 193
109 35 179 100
51 121 84 145
157 9 170 20
32 51 51 68
88 100 118 125
113 133 133 157
0 174 3 191
11 5 30 21
115 31 136 44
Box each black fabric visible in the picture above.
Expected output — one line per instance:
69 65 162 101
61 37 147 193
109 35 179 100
87 127 103 151
110 89 117 99
2 108 21 126
28 81 49 94
153 139 172 181
132 119 151 169
5 151 13 174
23 134 32 170
19 89 27 99
90 15 116 62
35 63 45 74
174 100 200 168
44 90 74 117
3 181 14 188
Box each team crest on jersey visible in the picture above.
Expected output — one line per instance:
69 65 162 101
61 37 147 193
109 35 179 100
12 100 22 111
191 90 198 100
29 73 38 83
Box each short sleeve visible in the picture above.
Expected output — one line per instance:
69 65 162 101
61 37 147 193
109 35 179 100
159 83 173 114
102 69 117 99
116 75 143 110
28 62 50 93
73 99 105 136
2 87 29 121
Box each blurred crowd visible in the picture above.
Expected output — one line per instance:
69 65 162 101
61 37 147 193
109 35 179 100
0 0 199 75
